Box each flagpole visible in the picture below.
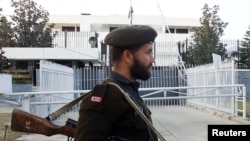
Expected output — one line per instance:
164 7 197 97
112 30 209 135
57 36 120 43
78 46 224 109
129 0 132 25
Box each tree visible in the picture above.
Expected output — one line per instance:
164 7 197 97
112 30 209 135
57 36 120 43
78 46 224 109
186 4 228 65
10 0 54 47
0 8 16 47
0 8 9 72
0 46 8 72
238 26 250 69
0 16 16 47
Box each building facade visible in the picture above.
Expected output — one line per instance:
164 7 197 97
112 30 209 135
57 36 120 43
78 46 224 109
3 14 200 69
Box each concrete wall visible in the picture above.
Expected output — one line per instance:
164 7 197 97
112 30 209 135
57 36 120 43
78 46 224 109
0 73 12 94
12 84 33 93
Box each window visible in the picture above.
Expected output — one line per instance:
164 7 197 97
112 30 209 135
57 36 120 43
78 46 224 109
62 26 75 32
76 27 80 31
165 28 175 33
110 27 119 32
16 61 28 69
176 29 188 34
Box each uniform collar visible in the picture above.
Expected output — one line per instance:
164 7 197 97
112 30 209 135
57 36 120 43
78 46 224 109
110 71 140 88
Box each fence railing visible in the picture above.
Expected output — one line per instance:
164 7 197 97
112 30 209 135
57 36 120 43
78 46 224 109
1 84 246 126
178 39 240 61
72 66 183 90
186 59 235 86
50 31 242 67
52 31 93 48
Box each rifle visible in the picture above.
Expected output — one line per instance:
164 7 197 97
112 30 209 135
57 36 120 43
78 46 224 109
11 108 77 138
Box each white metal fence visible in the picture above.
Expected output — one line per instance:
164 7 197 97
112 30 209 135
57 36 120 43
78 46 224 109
30 60 75 117
142 85 246 119
1 59 249 125
73 66 182 90
1 84 246 126
52 31 181 67
52 31 92 49
186 59 235 86
183 60 248 116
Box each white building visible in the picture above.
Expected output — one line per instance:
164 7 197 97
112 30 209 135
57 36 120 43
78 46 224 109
49 14 200 42
3 14 200 68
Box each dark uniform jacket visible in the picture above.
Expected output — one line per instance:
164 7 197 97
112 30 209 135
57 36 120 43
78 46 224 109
74 71 158 141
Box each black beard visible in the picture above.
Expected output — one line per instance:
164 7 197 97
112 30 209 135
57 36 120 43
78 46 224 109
130 56 151 81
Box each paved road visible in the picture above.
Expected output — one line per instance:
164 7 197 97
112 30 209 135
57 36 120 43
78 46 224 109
151 106 249 141
2 106 249 141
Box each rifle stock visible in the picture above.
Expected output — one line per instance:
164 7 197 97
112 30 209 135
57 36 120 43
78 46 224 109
11 108 76 137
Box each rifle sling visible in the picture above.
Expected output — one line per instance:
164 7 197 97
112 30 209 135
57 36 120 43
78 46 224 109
46 92 90 121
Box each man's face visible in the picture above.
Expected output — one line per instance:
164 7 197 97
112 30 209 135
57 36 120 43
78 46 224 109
130 43 155 80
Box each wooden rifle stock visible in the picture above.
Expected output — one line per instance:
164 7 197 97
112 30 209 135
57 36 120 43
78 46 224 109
11 108 76 137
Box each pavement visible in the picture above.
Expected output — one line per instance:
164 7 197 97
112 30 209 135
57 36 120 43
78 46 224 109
151 106 250 141
0 107 15 114
1 106 250 141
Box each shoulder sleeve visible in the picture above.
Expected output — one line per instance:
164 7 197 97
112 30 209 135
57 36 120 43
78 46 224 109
74 83 132 141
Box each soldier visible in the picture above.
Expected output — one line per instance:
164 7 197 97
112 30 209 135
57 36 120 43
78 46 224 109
74 25 158 141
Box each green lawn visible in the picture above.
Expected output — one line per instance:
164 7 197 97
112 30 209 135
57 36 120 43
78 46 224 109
238 99 250 118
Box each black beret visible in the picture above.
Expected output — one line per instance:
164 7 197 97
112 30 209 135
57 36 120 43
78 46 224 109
104 25 157 47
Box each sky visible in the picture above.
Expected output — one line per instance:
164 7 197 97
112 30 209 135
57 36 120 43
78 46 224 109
0 0 249 40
